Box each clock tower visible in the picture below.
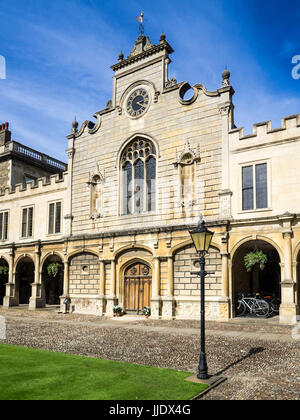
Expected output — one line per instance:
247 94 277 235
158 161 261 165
110 33 175 113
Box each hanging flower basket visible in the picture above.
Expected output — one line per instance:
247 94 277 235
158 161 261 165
47 262 62 278
244 250 267 272
0 265 8 276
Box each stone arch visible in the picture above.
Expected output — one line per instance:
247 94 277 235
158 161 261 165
119 256 154 280
15 255 35 305
292 241 300 263
115 132 160 168
173 242 222 299
171 239 221 257
0 257 9 305
41 253 64 305
230 235 283 263
40 251 64 268
231 239 281 317
14 253 35 273
67 249 99 263
113 244 154 260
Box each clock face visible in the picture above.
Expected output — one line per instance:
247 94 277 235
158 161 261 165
126 88 150 117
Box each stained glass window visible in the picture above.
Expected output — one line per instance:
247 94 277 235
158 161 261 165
146 157 156 212
121 138 156 215
123 162 132 215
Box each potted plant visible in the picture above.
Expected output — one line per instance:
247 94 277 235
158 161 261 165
141 306 151 318
113 305 123 317
244 250 268 272
47 262 62 278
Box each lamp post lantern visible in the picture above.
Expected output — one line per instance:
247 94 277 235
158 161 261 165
189 217 214 380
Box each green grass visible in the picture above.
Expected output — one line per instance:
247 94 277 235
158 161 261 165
0 344 208 400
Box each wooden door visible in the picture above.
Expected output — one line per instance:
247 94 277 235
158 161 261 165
124 262 152 314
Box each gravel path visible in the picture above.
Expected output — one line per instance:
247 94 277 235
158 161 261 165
0 308 299 400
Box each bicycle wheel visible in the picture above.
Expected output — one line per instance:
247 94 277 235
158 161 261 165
252 300 269 318
236 300 246 317
271 298 280 313
268 302 275 315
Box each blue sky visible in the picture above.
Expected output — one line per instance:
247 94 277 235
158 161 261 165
0 0 299 162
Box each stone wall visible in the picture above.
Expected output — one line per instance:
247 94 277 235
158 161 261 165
11 159 55 187
174 245 222 297
0 160 10 188
69 253 99 295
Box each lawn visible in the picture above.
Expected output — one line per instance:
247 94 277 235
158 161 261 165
0 343 208 400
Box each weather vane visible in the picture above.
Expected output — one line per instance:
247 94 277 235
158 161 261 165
136 12 144 35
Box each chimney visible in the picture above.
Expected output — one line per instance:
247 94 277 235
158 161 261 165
0 122 11 145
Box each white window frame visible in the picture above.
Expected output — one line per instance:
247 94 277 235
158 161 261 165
47 201 62 235
0 210 9 241
21 206 34 239
239 159 272 213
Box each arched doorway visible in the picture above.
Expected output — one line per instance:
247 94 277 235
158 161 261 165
0 258 8 305
16 257 34 305
232 240 281 316
124 262 152 314
42 255 64 305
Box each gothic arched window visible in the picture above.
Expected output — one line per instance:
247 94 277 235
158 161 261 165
121 138 157 215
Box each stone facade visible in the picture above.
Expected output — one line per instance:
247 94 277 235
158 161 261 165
0 33 299 324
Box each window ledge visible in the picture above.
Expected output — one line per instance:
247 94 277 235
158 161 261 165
120 212 157 218
238 208 273 215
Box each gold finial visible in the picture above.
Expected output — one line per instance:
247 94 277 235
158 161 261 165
136 12 144 34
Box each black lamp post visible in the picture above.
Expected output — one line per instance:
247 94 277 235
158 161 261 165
189 217 214 380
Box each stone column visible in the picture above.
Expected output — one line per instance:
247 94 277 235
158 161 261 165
3 247 18 307
219 229 230 321
29 244 45 310
98 259 105 316
106 259 117 316
280 230 297 324
151 257 161 319
162 256 175 320
59 259 70 312
221 252 229 298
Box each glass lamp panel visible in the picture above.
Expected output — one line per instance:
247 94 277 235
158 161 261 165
204 230 214 251
191 231 205 252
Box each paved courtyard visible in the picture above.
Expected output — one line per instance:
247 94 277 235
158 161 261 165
0 307 299 400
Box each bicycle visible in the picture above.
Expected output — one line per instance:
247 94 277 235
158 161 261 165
236 294 270 318
257 294 280 316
